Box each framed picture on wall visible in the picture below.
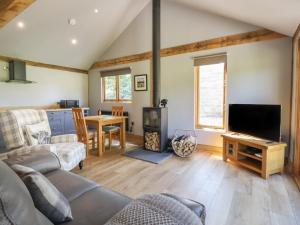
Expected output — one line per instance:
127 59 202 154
134 74 148 91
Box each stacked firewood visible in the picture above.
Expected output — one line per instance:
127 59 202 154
172 135 196 157
145 132 160 151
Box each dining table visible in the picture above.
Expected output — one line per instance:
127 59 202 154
84 115 127 156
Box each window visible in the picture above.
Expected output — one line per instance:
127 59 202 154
195 54 226 129
101 68 132 102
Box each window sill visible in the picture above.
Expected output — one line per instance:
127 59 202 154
195 127 226 133
102 101 132 104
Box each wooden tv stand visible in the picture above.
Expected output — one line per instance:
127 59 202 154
222 133 286 179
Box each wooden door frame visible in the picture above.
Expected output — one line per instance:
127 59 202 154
294 38 300 188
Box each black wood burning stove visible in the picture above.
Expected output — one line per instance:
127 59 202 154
142 0 168 152
143 107 168 152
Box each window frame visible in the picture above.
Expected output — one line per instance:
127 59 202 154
194 60 227 130
102 74 132 103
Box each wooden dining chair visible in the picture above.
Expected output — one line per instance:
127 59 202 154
102 106 124 151
72 108 105 157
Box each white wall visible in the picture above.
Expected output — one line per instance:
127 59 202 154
0 60 88 108
89 0 293 149
161 38 292 147
101 0 259 60
89 61 151 135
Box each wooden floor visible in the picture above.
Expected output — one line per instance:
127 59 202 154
74 140 300 225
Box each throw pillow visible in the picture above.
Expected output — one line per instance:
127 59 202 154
105 194 202 225
0 111 25 150
25 121 51 146
11 164 73 224
0 160 43 225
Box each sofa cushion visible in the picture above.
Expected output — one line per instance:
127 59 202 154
64 186 131 225
5 149 61 174
162 193 206 225
0 111 25 150
12 164 73 224
36 209 55 225
25 121 51 145
10 109 52 142
0 160 46 225
104 194 202 225
45 169 98 201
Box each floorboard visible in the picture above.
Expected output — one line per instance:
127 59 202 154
73 140 300 225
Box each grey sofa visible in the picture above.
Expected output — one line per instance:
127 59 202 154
1 151 206 225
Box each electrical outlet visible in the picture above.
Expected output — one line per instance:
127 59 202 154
129 121 134 133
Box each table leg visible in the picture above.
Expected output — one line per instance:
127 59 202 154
120 118 126 152
97 122 103 156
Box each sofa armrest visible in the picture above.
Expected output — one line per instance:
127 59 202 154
4 149 61 174
51 134 78 144
7 144 57 158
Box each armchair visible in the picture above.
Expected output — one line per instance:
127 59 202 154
0 109 86 171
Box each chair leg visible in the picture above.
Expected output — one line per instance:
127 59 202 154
79 161 83 170
92 137 96 150
119 131 122 147
109 132 112 151
86 141 90 158
102 135 105 152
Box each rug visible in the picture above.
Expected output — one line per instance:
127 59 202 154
124 148 173 164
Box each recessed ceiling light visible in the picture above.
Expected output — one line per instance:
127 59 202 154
71 38 77 45
94 8 99 13
68 18 76 26
17 21 25 29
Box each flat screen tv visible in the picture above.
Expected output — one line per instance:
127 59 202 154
228 104 281 142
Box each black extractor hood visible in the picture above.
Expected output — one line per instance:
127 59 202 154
6 60 34 83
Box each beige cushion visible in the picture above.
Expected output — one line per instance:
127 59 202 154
25 121 51 146
0 111 25 150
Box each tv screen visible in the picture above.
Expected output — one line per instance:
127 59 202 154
228 104 281 141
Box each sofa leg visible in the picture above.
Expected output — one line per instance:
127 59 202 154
79 161 83 170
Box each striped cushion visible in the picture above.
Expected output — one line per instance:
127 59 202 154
0 110 51 150
0 112 25 150
11 109 51 145
11 164 73 224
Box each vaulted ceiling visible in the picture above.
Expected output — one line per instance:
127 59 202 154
0 0 299 70
171 0 300 37
0 0 150 70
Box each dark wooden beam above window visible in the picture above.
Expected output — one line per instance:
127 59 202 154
0 0 36 28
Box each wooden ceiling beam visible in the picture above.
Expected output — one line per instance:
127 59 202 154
0 0 36 28
91 52 152 71
293 24 300 43
90 29 287 70
0 55 88 74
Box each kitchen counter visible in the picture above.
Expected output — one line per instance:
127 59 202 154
0 107 89 112
45 107 89 112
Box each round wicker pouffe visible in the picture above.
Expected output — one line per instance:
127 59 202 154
172 130 197 157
